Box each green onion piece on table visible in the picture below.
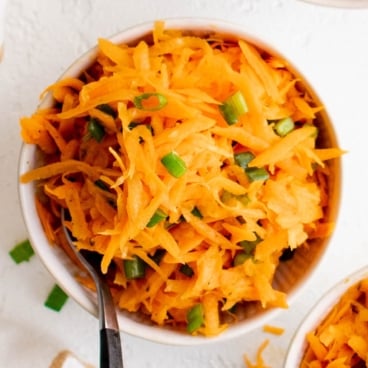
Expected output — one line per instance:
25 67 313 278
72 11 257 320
88 118 105 142
219 90 248 125
123 255 146 279
187 303 204 333
9 239 34 264
161 151 187 178
274 117 295 137
44 284 69 312
146 209 167 227
133 92 168 111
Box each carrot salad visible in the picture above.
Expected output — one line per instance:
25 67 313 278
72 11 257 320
20 21 343 336
301 279 368 367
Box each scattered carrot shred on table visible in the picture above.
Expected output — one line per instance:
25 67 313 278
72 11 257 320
301 279 368 367
244 339 271 368
20 20 344 336
263 324 285 336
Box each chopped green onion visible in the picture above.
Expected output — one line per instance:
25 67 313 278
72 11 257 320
223 193 245 207
146 209 167 227
234 151 255 170
239 240 259 255
219 91 248 125
221 191 249 207
234 234 261 266
187 303 204 333
245 167 269 182
219 103 238 126
161 151 187 178
191 206 203 219
234 151 269 182
220 190 234 205
9 239 34 264
239 234 262 255
237 194 250 206
88 118 105 142
123 256 146 279
233 252 252 266
179 263 194 277
97 104 117 118
133 92 168 111
274 117 295 137
44 284 69 312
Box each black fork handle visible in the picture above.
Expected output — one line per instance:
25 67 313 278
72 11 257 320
100 328 123 368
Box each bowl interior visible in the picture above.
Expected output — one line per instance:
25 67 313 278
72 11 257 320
18 18 342 345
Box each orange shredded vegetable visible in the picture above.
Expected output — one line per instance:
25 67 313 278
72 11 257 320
263 324 285 336
301 279 368 367
244 339 271 368
20 21 344 336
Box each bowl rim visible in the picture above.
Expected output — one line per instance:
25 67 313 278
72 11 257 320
18 17 342 345
284 265 368 367
299 0 368 8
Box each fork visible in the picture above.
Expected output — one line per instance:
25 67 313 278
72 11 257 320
61 209 124 368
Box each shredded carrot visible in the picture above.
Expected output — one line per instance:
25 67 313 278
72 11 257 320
20 21 343 336
263 324 285 336
244 339 271 368
301 279 368 367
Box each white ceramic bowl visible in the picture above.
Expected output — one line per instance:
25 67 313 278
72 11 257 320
300 0 368 7
18 18 342 345
285 266 368 367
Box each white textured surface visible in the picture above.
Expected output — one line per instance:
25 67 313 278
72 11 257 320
1 1 368 367
0 0 5 48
